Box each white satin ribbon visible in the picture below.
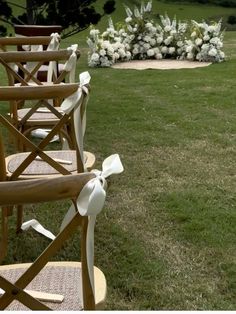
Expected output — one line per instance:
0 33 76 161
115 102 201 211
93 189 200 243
61 71 91 157
63 44 78 83
21 219 55 240
47 33 61 83
60 154 124 301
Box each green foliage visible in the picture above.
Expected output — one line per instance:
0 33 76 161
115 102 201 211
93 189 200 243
0 0 116 38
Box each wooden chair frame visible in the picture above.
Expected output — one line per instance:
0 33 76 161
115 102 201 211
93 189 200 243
0 36 59 52
0 49 80 140
0 172 105 310
0 83 95 262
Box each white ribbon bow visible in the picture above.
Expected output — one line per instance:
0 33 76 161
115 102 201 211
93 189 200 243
60 154 124 302
60 71 90 158
63 44 78 83
47 33 60 51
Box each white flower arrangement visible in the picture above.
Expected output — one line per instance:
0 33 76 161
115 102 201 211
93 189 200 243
87 0 225 67
182 19 225 62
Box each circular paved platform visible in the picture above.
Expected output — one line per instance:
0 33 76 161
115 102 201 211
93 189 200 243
112 59 212 70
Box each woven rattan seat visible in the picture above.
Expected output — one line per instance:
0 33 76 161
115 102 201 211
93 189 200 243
0 262 106 310
6 150 95 178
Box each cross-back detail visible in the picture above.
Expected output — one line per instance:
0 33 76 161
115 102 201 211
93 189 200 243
0 173 97 310
0 154 124 310
0 78 89 178
0 49 80 87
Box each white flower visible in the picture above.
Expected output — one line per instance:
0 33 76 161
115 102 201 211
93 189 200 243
91 52 100 62
161 46 168 54
90 29 100 37
203 35 210 41
132 47 139 55
177 40 183 47
155 53 162 60
146 22 153 28
164 36 173 45
99 49 106 57
191 31 197 38
147 49 155 56
126 51 132 59
164 25 172 32
125 17 132 23
195 38 203 46
156 37 163 44
150 38 156 46
114 52 120 60
210 37 219 45
208 48 217 57
143 43 150 50
208 25 217 33
187 52 194 60
169 47 175 54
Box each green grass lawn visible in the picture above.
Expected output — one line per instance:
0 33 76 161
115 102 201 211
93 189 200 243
0 0 236 310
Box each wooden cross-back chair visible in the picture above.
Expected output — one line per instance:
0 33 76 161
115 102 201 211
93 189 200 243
0 48 80 133
0 34 62 82
0 172 107 310
0 81 96 261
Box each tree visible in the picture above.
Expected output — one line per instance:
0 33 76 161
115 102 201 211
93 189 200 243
0 0 116 38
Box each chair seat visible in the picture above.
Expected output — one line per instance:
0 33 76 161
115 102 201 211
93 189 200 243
0 261 106 310
6 150 96 179
17 107 63 125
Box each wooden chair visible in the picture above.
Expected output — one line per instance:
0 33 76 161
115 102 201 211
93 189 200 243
0 34 62 82
14 24 63 82
0 172 107 310
0 81 96 260
0 48 80 134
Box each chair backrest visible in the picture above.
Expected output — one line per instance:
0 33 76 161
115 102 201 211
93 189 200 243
14 25 62 53
14 24 62 37
0 36 59 52
0 48 80 86
0 170 98 310
0 77 90 178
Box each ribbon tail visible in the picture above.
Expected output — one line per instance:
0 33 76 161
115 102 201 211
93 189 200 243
60 204 77 232
21 219 56 240
86 215 96 296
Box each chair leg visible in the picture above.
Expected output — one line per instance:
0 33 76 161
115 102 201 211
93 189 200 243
16 205 24 234
0 207 13 262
